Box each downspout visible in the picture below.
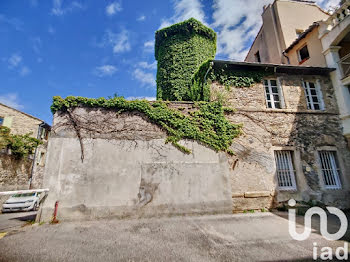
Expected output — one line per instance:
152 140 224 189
282 51 290 64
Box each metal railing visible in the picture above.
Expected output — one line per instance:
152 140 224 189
325 0 350 30
339 53 350 78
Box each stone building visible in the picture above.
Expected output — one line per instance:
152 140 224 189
39 61 350 221
211 61 350 210
0 103 50 191
245 0 350 150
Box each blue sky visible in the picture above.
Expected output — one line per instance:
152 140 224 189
0 0 336 124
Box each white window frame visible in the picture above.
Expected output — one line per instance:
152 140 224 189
263 78 284 109
302 80 325 110
297 44 310 62
274 150 297 191
317 150 342 190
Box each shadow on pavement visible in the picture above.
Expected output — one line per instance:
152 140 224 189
272 210 350 242
9 213 37 222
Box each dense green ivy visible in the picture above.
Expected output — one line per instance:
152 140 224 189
208 65 268 88
155 18 216 101
187 60 269 101
51 96 242 154
0 126 42 159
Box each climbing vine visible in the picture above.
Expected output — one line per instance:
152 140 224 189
187 60 270 102
155 18 217 101
0 126 42 159
51 96 242 155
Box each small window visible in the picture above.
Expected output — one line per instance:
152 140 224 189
0 117 3 126
264 79 283 109
255 51 261 63
303 81 324 110
318 151 342 189
274 150 297 190
298 45 310 63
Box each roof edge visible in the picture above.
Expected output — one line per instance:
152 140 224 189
0 102 45 123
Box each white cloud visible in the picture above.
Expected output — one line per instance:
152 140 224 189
126 96 156 101
211 0 340 61
112 30 130 53
0 93 24 109
51 0 84 16
100 29 131 54
48 26 55 34
8 54 22 68
143 40 154 53
31 37 42 54
138 61 157 70
159 0 206 29
315 0 341 11
132 68 156 88
0 14 23 31
20 66 31 76
212 0 271 61
94 65 117 77
137 15 146 21
106 2 122 16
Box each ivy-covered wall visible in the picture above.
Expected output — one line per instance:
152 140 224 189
155 18 216 101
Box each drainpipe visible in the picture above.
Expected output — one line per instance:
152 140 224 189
282 51 290 65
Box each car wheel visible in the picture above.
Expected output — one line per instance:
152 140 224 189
33 202 39 211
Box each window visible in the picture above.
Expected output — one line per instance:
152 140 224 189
297 45 310 63
255 51 261 63
303 81 324 110
274 150 297 190
318 151 342 189
264 79 283 109
0 117 3 126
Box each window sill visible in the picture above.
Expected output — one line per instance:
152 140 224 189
234 108 336 114
298 57 310 65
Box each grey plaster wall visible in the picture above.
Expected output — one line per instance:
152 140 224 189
40 111 232 221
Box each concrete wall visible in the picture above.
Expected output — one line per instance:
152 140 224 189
275 0 329 49
40 110 233 221
286 27 327 67
245 0 329 64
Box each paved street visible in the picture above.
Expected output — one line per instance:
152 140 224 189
0 212 349 262
0 211 37 232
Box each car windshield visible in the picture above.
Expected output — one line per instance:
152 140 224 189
13 193 35 197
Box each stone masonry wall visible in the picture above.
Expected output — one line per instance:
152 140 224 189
0 104 42 136
211 73 350 210
0 104 47 194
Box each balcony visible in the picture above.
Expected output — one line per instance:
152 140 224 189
339 53 350 79
325 0 350 31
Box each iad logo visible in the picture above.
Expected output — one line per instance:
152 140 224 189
288 199 349 260
288 199 348 241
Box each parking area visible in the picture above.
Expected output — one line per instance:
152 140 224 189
0 212 349 262
0 211 37 232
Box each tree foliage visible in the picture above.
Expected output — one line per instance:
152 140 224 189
0 126 42 159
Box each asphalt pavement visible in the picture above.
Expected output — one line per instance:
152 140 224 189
0 212 349 261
